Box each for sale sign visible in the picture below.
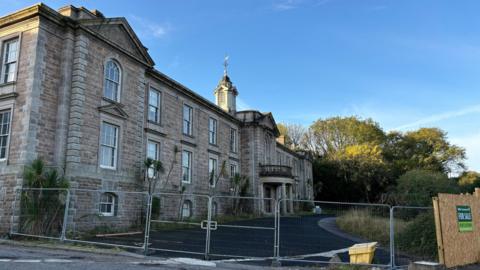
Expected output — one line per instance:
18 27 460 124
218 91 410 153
456 205 473 232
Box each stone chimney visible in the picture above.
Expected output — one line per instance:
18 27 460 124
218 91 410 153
276 135 286 145
58 5 104 20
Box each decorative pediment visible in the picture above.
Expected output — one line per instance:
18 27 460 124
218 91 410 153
98 102 129 119
81 18 154 66
259 112 280 137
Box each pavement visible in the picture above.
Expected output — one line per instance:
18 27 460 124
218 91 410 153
0 242 293 270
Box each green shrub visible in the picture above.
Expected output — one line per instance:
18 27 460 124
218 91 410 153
394 170 458 206
397 212 437 259
20 159 69 236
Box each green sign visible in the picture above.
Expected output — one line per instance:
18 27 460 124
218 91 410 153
457 205 473 232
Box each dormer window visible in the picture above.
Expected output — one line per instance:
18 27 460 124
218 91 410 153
104 60 121 102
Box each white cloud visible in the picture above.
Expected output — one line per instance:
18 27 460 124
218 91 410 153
394 104 480 131
129 15 171 39
272 0 333 11
272 0 303 11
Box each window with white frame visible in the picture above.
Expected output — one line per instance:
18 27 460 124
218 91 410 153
230 128 237 153
230 163 237 178
182 150 192 183
103 60 121 102
0 109 11 160
148 87 161 123
99 193 116 216
209 157 217 187
181 200 192 218
1 38 18 83
147 140 160 161
182 104 193 136
208 118 217 145
212 202 218 217
99 122 119 169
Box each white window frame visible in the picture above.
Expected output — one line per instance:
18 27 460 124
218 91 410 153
212 202 218 217
208 118 217 145
230 128 237 153
99 122 119 170
148 87 161 124
182 150 192 184
181 200 192 219
99 193 116 217
147 140 160 161
230 163 238 178
209 157 218 187
103 60 121 102
182 104 193 136
1 38 19 84
0 109 12 161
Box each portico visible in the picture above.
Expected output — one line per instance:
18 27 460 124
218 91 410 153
259 165 294 214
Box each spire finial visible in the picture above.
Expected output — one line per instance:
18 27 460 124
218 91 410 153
223 54 229 76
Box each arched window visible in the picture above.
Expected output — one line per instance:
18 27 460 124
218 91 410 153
99 192 116 216
104 60 121 102
181 200 192 219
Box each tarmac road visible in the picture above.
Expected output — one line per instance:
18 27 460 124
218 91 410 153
91 214 393 266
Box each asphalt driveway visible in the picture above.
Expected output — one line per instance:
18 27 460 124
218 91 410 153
90 214 393 266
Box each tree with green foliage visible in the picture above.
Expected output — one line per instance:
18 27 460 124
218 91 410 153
383 128 466 176
309 117 390 202
394 170 458 206
457 171 480 193
309 116 386 157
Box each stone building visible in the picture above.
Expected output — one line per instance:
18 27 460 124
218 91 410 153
0 3 313 234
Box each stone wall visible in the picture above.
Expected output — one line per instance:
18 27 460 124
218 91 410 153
0 17 41 235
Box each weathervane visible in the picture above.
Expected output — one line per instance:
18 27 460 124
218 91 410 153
223 54 229 76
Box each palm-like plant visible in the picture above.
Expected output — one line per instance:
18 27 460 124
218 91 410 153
144 158 165 195
209 160 228 196
230 173 250 214
21 158 69 235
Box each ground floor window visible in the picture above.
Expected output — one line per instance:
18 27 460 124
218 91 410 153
212 202 218 217
99 193 116 216
181 200 192 219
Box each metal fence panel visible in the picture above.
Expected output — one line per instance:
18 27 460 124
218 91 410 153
64 189 149 250
147 192 210 258
10 188 69 240
392 206 438 268
277 199 391 268
208 196 276 260
10 187 444 269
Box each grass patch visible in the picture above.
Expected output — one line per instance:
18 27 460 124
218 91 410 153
336 209 398 245
336 209 437 259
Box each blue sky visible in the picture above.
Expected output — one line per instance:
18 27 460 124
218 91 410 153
2 0 480 171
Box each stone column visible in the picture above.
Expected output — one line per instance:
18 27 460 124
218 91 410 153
281 183 287 214
259 183 264 214
288 185 294 213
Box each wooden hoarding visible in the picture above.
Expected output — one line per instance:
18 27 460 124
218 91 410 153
433 190 480 268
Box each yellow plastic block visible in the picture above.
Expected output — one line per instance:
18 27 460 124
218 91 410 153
348 242 378 264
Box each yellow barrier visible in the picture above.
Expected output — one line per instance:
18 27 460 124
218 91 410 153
348 242 378 264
